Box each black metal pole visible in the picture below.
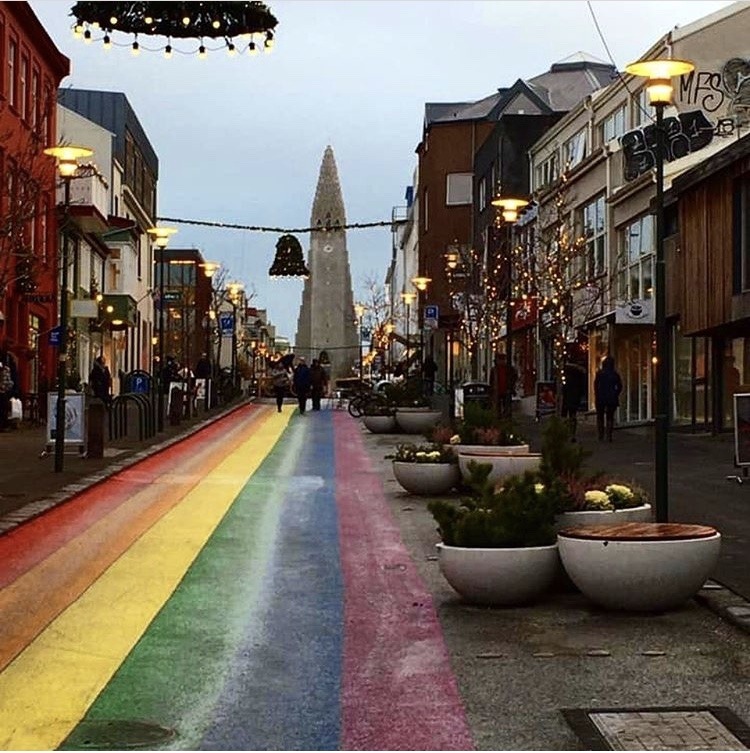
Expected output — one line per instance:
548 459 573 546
506 225 514 419
358 321 363 382
405 304 410 374
654 101 669 523
157 248 166 431
54 177 71 472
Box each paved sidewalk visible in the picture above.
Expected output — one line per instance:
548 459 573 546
0 398 252 532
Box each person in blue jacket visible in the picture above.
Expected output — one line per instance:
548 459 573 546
293 357 312 415
594 355 623 442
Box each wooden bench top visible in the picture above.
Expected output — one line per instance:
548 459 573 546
557 522 719 541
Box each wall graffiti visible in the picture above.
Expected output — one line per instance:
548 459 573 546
622 57 750 182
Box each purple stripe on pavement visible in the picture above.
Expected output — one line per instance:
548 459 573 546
334 412 474 751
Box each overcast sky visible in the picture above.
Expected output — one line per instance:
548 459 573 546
29 0 734 340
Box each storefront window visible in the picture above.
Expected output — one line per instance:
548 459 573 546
618 214 655 302
672 324 692 425
724 338 750 427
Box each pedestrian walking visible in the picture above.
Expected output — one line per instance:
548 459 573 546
270 360 291 413
594 355 623 442
423 354 437 396
560 354 587 441
194 353 211 379
309 358 328 411
89 355 112 407
293 357 312 415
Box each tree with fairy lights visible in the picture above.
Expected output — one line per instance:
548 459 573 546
511 172 611 387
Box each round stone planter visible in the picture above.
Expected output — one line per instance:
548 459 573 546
394 407 443 434
447 443 530 456
457 451 542 485
362 414 397 433
557 523 721 611
392 461 461 495
554 504 652 532
436 542 559 606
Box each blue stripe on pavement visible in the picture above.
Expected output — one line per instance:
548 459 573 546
200 411 343 751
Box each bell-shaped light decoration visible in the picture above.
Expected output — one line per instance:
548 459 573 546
269 234 310 277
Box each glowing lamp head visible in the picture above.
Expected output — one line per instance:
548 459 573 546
202 261 221 279
400 291 417 305
624 58 695 106
411 276 431 292
147 226 178 249
491 196 529 224
44 144 93 178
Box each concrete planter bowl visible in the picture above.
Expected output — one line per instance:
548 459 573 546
394 407 443 434
457 451 542 485
554 504 652 531
362 414 398 434
448 443 530 456
557 524 721 611
392 461 461 495
436 542 559 606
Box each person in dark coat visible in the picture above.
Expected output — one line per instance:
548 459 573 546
309 358 328 411
423 354 438 396
594 355 623 442
194 353 211 379
89 355 112 406
293 357 312 415
270 359 291 413
560 358 587 440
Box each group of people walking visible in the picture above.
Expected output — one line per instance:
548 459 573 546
270 356 329 414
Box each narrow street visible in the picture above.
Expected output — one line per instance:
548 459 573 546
3 405 750 750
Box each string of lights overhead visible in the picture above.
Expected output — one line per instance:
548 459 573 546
156 215 406 234
69 1 277 58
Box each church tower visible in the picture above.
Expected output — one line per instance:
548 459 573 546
294 146 358 381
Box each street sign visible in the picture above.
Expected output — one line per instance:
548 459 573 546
162 290 182 304
49 326 61 346
425 304 439 322
219 312 235 335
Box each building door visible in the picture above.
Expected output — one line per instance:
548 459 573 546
620 329 652 424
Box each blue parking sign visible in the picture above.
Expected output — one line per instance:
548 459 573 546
425 304 439 321
219 312 235 335
49 326 62 346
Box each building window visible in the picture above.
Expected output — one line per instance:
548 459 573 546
478 175 486 210
446 173 472 206
534 152 559 190
618 214 654 301
7 38 16 109
742 177 750 291
632 88 651 129
582 194 606 278
19 54 27 121
601 105 626 144
564 129 587 169
31 68 39 129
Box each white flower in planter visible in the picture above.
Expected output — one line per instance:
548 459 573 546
584 490 614 511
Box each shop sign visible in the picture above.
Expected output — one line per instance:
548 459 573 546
511 298 537 331
615 299 654 324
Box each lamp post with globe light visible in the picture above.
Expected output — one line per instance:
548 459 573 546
624 56 695 523
44 144 94 473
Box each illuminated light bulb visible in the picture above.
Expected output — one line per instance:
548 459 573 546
73 23 83 38
144 15 153 24
83 29 92 43
264 31 274 50
103 34 111 50
91 20 100 29
182 15 190 25
227 42 236 56
198 45 207 59
212 19 221 29
109 15 118 25
248 41 258 55
131 40 140 56
164 44 173 59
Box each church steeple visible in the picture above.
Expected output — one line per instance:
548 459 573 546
310 145 346 228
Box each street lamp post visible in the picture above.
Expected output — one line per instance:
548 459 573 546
624 57 695 523
411 276 431 387
44 144 94 473
354 303 365 383
491 197 529 418
400 291 417 375
146 226 178 432
226 281 244 392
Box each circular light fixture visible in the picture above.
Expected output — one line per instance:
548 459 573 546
411 276 431 292
491 196 529 223
70 1 279 58
44 144 94 177
624 58 695 105
147 226 178 249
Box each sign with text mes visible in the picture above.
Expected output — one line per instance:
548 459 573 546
733 393 750 466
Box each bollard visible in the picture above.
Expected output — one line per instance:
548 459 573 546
87 399 106 459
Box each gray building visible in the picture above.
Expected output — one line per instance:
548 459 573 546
294 146 358 381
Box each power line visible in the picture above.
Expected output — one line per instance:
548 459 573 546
586 0 654 125
155 216 406 234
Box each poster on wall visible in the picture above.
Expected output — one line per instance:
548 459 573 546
733 393 750 466
535 381 557 419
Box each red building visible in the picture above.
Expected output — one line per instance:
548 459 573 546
0 2 69 399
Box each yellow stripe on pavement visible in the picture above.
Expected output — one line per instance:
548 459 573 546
0 406 293 751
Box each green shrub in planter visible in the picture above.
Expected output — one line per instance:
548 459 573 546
428 463 557 548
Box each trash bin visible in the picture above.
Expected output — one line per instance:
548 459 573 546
462 381 491 411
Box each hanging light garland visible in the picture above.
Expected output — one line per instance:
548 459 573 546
69 1 278 57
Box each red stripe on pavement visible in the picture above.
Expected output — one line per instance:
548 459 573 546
334 413 474 751
0 404 260 589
